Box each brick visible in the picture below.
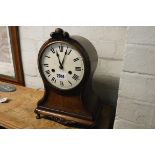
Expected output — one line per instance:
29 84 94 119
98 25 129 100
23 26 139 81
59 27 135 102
20 38 38 52
116 96 154 127
127 26 155 45
96 41 116 58
115 41 126 59
151 111 155 128
93 74 120 89
43 26 126 59
43 26 105 41
21 51 38 77
90 40 124 60
123 44 155 76
103 26 127 42
19 26 44 40
114 119 146 129
36 40 46 52
95 58 122 78
96 40 125 60
19 26 125 90
25 75 44 89
119 72 155 104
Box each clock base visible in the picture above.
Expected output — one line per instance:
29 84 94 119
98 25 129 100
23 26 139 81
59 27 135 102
34 92 103 128
35 108 97 128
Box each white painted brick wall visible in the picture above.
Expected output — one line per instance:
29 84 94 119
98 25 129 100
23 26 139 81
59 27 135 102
119 72 155 104
43 26 126 59
127 26 155 45
95 59 122 78
24 76 44 89
19 26 126 95
115 97 154 128
20 27 44 41
114 118 146 129
123 44 155 76
21 50 38 77
114 26 155 128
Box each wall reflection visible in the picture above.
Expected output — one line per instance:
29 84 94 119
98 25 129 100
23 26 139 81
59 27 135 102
0 26 15 77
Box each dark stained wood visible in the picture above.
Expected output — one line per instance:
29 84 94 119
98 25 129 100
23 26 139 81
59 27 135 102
0 26 25 86
35 28 102 128
35 91 96 127
45 92 92 118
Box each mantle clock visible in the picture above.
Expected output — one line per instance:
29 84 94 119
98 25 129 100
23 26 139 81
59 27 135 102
35 28 102 128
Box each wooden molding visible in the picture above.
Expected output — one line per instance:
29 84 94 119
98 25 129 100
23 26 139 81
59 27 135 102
0 26 25 86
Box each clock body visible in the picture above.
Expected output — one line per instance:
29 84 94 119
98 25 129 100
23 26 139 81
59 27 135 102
35 28 102 128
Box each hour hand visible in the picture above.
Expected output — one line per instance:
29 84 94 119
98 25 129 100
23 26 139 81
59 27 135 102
56 50 63 69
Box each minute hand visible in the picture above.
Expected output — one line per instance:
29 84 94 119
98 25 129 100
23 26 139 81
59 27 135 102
56 50 63 69
61 51 67 66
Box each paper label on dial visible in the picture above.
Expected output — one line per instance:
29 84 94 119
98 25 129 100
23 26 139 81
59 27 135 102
56 72 67 81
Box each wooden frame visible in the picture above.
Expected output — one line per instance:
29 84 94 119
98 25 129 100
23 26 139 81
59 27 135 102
0 26 25 86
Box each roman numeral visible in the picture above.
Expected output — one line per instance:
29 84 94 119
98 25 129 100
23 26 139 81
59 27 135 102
75 67 81 71
44 64 49 67
59 45 63 52
66 46 68 52
67 49 72 55
51 77 56 83
68 81 72 86
45 55 50 58
51 47 55 53
45 70 50 74
72 74 79 81
45 70 51 77
73 57 79 62
60 81 64 87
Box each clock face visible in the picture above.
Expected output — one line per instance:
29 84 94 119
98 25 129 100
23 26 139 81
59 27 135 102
40 42 85 90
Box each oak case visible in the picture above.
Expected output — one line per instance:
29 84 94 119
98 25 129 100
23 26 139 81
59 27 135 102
35 28 102 128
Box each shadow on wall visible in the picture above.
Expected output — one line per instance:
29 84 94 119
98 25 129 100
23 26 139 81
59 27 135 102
93 75 120 106
92 75 120 128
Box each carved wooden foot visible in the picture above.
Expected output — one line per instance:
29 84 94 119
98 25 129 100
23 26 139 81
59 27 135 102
36 113 41 119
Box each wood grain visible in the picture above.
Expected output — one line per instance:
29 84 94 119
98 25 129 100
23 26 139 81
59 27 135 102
0 82 70 129
0 82 115 129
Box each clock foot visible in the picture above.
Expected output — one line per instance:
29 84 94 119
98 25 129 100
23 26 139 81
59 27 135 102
36 113 41 119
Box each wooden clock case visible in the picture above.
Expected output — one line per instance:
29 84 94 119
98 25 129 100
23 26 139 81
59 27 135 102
35 28 103 128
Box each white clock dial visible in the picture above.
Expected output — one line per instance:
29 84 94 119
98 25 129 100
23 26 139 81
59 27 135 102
41 42 85 90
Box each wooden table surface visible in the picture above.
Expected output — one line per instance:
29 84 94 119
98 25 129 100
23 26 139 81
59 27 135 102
0 82 114 129
0 82 71 129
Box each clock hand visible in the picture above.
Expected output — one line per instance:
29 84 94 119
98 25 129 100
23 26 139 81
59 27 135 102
56 50 63 69
61 50 67 66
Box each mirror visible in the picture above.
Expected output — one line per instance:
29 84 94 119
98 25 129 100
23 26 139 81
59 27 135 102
0 26 25 86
